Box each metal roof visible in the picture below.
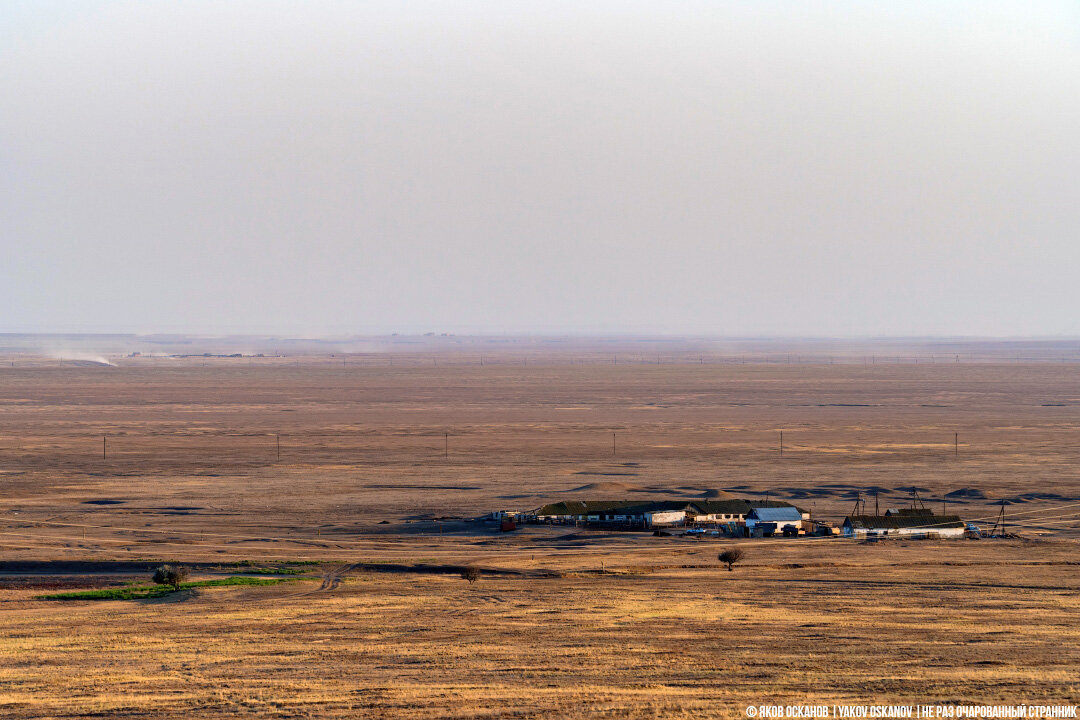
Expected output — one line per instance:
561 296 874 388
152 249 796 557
747 506 803 523
749 500 810 515
688 500 753 515
534 500 692 517
534 500 637 516
886 508 936 517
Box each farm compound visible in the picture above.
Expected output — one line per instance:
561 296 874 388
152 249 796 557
507 498 971 540
523 499 811 535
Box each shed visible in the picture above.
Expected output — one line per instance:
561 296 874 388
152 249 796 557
745 506 803 536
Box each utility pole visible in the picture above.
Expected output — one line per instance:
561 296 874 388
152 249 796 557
276 434 280 460
444 432 448 459
955 432 959 457
779 430 784 457
874 490 879 516
102 435 106 460
991 498 1006 536
612 432 616 458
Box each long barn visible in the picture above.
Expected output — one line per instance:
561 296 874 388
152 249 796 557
842 509 965 539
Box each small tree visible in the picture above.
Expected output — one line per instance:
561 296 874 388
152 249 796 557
718 548 744 572
152 564 189 590
461 566 481 584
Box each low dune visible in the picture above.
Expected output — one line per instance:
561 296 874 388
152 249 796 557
946 487 991 500
562 481 643 494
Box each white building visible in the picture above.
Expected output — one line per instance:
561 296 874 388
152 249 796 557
745 506 804 536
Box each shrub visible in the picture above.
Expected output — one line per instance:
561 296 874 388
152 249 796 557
152 564 189 590
718 548 744 572
461 566 481 584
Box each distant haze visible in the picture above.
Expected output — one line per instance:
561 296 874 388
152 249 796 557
2 1 1078 336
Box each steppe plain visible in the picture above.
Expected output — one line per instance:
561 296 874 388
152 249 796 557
0 336 1078 718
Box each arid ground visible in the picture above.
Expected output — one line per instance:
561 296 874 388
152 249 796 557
1 337 1078 718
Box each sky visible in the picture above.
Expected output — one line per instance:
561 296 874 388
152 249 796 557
2 1 1078 336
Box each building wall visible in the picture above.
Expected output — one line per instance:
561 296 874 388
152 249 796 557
846 526 964 539
646 510 686 527
694 513 745 523
892 527 964 538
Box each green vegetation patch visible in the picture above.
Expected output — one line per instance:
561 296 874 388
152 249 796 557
230 560 320 573
229 565 311 575
37 576 296 601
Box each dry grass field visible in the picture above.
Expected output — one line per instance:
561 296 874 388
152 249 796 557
1 338 1078 717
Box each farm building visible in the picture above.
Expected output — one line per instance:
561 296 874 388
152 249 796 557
533 500 695 528
842 510 965 539
688 499 810 525
532 501 642 524
745 506 805 536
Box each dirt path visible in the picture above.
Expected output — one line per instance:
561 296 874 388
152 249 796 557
312 563 360 594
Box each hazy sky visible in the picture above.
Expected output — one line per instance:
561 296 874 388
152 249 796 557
2 1 1078 336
